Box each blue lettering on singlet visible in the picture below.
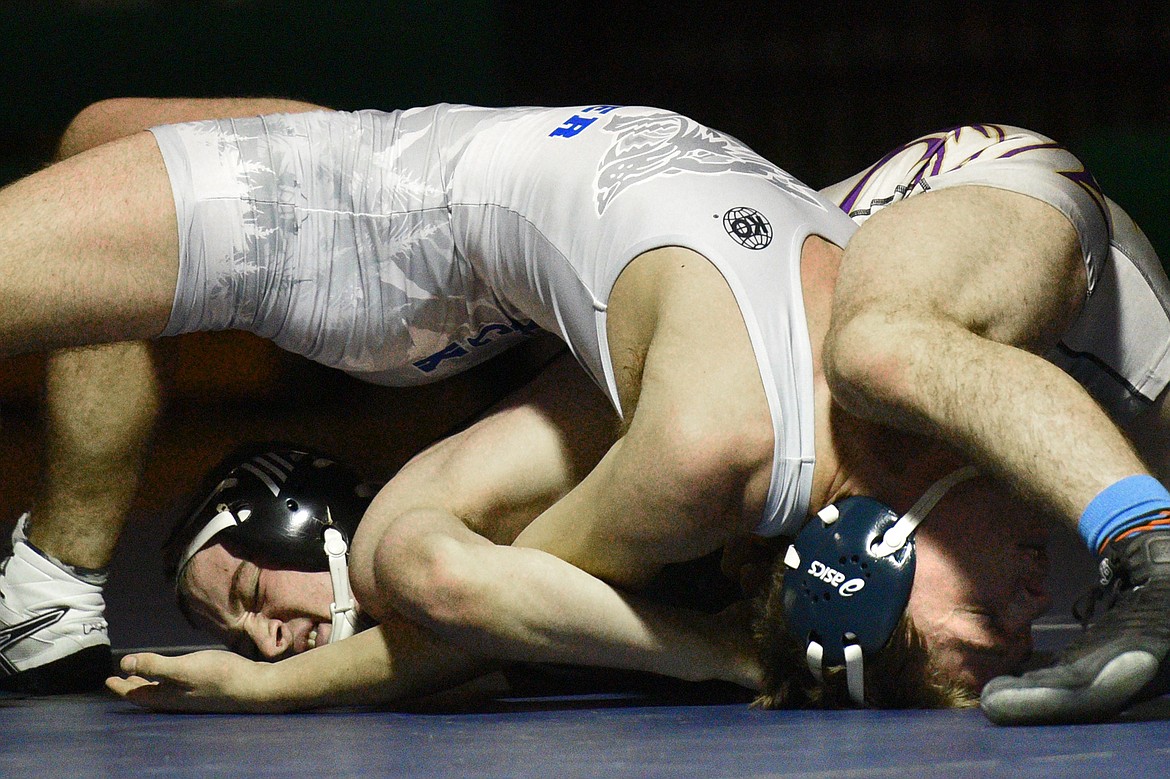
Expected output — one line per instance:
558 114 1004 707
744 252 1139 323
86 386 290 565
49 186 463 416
412 319 540 374
549 105 622 138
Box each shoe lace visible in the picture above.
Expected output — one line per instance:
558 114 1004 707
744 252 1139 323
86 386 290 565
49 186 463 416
1071 576 1124 628
1067 570 1170 654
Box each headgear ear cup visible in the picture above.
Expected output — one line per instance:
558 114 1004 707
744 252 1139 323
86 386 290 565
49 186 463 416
781 466 978 705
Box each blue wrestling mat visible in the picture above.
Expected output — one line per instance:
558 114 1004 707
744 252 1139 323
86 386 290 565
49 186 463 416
2 687 1169 778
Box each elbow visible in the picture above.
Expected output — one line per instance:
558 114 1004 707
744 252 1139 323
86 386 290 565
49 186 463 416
364 522 490 632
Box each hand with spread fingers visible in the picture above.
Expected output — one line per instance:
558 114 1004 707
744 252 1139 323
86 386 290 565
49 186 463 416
107 650 278 714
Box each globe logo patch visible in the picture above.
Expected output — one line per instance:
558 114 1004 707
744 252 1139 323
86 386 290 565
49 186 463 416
722 206 772 250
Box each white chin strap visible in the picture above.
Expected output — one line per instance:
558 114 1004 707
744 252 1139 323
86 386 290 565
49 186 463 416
323 526 359 644
180 509 360 646
868 465 980 558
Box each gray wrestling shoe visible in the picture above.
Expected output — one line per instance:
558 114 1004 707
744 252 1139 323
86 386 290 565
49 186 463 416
0 516 111 694
981 530 1170 725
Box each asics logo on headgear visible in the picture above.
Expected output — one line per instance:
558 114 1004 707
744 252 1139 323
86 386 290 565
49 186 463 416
807 560 866 597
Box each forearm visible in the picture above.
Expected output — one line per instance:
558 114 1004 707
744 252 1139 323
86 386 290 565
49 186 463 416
258 620 494 712
381 518 761 690
113 615 497 714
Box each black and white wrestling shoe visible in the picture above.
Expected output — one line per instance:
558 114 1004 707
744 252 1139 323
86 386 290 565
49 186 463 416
0 515 111 694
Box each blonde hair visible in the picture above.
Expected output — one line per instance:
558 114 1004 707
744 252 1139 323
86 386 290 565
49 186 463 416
752 558 977 709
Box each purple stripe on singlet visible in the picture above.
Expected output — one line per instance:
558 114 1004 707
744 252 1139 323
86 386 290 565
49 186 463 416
910 135 949 189
991 137 1109 242
961 124 1007 143
838 135 947 213
839 125 1018 213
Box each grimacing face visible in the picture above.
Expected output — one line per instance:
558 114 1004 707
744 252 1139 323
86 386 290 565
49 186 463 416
181 542 340 660
906 477 1052 691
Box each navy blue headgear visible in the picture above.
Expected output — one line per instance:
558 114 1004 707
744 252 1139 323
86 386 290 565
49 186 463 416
781 466 978 705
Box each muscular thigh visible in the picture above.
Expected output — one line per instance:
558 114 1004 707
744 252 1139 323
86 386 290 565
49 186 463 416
0 131 178 352
834 186 1085 351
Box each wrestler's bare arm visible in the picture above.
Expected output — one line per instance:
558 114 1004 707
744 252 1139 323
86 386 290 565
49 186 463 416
823 185 1149 524
510 247 776 586
108 355 760 712
354 353 760 688
107 613 491 713
26 97 328 569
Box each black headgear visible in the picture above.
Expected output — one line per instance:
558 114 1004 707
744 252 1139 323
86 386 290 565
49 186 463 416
781 466 978 705
164 442 372 576
163 442 376 644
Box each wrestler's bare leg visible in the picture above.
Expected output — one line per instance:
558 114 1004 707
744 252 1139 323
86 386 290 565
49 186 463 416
0 98 323 693
818 184 1168 723
0 133 178 351
27 97 326 571
825 185 1146 524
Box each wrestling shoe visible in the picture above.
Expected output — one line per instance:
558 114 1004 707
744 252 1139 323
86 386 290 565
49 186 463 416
0 520 111 694
981 530 1170 725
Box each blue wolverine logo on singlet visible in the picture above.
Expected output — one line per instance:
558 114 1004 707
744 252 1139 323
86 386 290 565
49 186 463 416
592 112 826 215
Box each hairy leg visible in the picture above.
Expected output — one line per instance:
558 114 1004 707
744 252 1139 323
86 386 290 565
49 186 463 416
820 184 1170 723
27 97 328 569
30 343 160 568
0 126 179 690
0 97 327 692
0 132 178 352
824 185 1147 526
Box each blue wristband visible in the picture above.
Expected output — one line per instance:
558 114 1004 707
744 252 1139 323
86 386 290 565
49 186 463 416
1078 475 1170 552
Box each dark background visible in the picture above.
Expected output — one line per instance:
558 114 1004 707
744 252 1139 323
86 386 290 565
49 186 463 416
0 0 1164 647
2 1 1167 251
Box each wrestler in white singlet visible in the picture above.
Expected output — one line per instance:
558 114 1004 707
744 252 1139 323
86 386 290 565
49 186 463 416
819 124 1170 421
149 105 858 537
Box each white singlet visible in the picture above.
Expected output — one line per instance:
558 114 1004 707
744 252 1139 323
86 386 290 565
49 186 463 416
150 105 858 537
820 124 1170 420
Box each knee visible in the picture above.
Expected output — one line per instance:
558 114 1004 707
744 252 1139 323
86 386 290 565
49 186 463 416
823 304 933 413
824 311 892 396
55 98 155 161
